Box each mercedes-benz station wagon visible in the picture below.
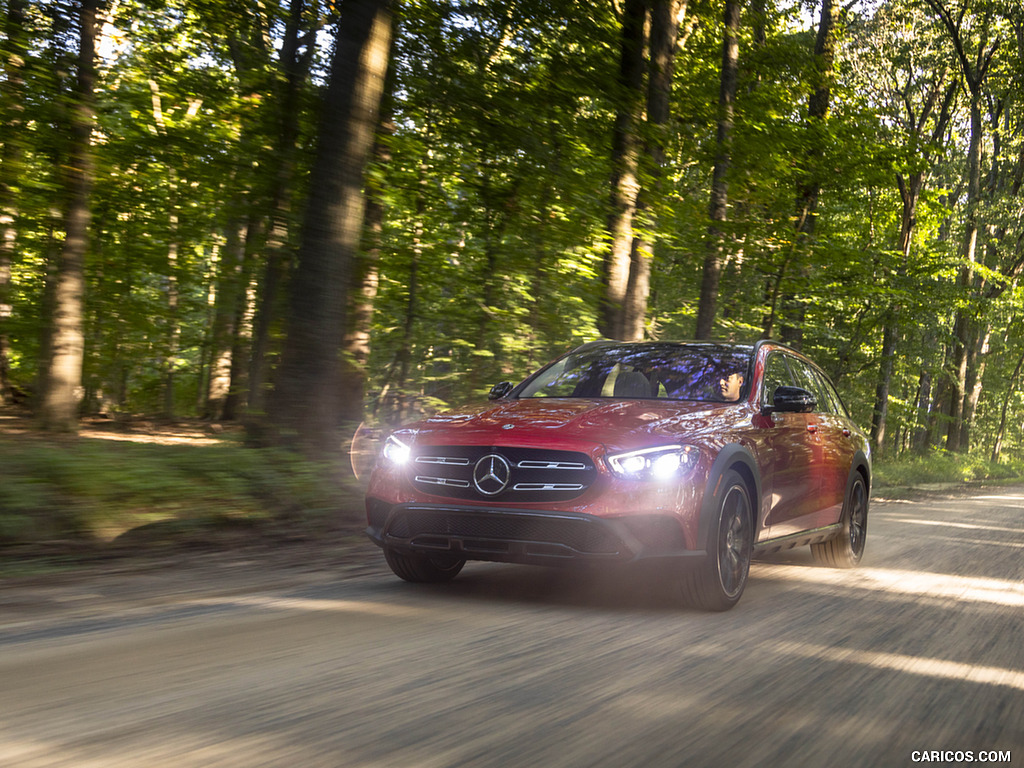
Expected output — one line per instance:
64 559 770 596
365 340 870 610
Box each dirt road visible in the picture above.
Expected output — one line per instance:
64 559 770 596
1 488 1022 768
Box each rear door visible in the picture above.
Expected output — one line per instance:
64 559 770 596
807 366 857 524
787 358 851 528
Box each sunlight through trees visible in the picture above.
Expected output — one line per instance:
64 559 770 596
0 0 1021 459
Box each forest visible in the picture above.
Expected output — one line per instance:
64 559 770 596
1 0 1022 463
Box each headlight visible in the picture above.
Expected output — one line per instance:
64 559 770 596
381 434 412 466
606 445 698 480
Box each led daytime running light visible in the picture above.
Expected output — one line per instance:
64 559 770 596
381 434 412 466
606 445 696 479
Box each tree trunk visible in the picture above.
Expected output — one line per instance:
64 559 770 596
600 0 647 340
206 216 247 417
0 0 27 404
911 366 932 453
780 0 837 347
248 0 317 415
393 232 419 421
869 314 898 456
623 0 687 342
871 164 931 456
945 96 983 452
992 343 1024 463
621 238 650 342
221 217 262 420
694 0 739 340
268 0 393 454
39 0 100 431
373 157 427 425
924 349 952 451
958 324 990 450
339 189 384 425
923 0 993 452
163 208 180 418
339 87 395 427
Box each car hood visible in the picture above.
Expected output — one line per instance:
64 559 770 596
408 397 749 452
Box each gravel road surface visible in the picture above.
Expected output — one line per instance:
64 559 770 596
1 488 1022 768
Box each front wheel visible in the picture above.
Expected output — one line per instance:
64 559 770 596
383 548 465 583
811 473 868 567
680 470 753 611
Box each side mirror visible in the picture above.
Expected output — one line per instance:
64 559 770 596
766 385 816 414
488 381 514 400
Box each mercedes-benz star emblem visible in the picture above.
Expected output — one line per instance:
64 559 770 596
473 454 512 496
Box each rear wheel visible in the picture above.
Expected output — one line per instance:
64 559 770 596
383 548 465 583
811 473 868 567
680 470 752 611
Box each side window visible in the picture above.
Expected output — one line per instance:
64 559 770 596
789 360 829 413
762 353 794 407
814 371 848 417
807 369 840 416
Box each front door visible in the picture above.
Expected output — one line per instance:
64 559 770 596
758 352 822 538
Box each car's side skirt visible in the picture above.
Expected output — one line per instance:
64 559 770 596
753 524 842 555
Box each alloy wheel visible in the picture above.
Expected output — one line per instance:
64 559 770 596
717 485 752 599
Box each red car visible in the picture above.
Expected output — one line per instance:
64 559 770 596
365 340 871 610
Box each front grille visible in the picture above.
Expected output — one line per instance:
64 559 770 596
410 446 597 502
386 508 622 555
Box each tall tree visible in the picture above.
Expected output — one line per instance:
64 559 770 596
849 3 957 455
599 0 647 340
0 0 28 404
694 0 740 339
778 0 839 347
624 0 688 342
268 0 394 454
38 0 102 431
602 0 687 341
247 0 320 416
923 0 1001 451
196 0 320 420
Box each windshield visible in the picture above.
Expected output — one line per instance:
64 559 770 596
517 343 753 402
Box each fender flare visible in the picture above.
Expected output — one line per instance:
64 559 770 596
696 444 763 552
853 449 871 485
844 450 872 509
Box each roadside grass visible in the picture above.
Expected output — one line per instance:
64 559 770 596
0 431 363 556
873 450 1024 493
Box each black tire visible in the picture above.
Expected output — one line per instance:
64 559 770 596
383 548 466 583
811 473 868 567
681 470 753 611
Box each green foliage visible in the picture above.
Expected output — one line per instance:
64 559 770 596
2 0 1023 468
365 0 617 416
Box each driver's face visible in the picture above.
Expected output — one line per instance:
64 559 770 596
719 373 744 401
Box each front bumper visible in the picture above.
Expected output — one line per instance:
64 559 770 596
366 500 706 567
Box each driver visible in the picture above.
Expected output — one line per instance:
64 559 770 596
719 371 744 402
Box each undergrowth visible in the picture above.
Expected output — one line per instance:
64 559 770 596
0 433 362 547
873 450 1024 490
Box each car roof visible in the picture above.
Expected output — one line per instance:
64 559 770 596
575 340 757 353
